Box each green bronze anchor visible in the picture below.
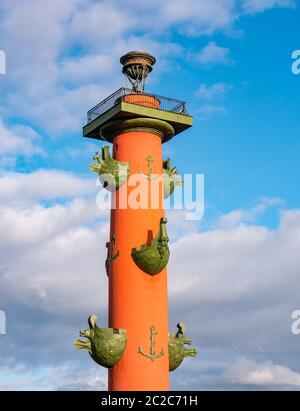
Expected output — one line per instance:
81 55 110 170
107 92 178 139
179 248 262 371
146 155 153 179
140 155 160 181
105 234 120 276
138 326 164 362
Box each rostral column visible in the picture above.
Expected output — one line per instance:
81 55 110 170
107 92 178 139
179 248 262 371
75 51 197 391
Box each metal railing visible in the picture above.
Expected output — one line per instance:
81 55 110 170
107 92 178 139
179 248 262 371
86 87 188 124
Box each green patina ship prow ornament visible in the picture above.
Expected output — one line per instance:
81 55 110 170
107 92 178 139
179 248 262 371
168 322 197 372
74 314 127 368
131 216 170 275
90 146 130 191
162 159 183 199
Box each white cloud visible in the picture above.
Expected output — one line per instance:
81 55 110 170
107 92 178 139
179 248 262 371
0 169 96 206
0 118 42 158
166 205 300 390
243 0 295 14
160 0 237 36
0 200 97 248
0 0 294 132
218 197 284 228
195 82 233 118
67 1 136 51
0 361 107 391
59 55 115 86
199 104 226 117
0 187 299 390
196 41 233 67
0 171 109 391
0 1 116 131
224 358 300 387
197 82 233 100
0 0 183 132
0 170 109 321
169 205 300 304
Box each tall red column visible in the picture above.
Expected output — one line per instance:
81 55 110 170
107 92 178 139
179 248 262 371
77 51 195 392
108 129 169 391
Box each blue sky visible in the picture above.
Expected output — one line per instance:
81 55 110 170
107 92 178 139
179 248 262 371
1 0 300 391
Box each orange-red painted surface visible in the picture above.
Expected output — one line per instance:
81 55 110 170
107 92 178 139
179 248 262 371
123 93 160 109
108 130 169 391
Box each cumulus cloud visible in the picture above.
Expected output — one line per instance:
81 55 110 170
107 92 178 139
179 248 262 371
243 0 296 14
167 202 300 390
160 0 237 36
0 182 300 390
195 41 233 67
0 118 43 166
59 55 115 86
0 169 96 206
196 82 233 118
197 83 233 101
0 1 182 132
218 197 284 228
224 358 300 387
0 361 107 391
198 104 227 118
0 169 110 386
169 204 300 305
0 0 294 132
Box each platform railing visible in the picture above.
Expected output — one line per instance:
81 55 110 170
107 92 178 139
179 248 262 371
86 87 188 124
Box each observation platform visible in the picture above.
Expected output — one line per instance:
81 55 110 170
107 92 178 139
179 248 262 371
83 87 193 141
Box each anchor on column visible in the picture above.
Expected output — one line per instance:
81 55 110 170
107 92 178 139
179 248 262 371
105 234 120 276
138 326 164 362
140 154 158 181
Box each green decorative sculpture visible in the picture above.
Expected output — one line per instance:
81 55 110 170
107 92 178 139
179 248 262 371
131 217 170 275
90 146 130 191
168 322 197 372
162 159 183 199
74 314 127 368
105 234 120 276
